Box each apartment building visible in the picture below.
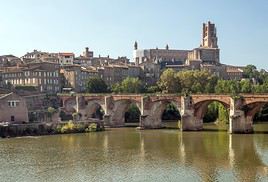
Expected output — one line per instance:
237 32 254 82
61 65 98 92
1 62 61 93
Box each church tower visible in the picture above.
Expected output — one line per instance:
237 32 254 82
201 21 218 48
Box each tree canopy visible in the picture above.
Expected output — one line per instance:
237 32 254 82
112 77 144 93
86 77 108 93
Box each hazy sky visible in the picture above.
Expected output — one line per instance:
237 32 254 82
0 0 267 69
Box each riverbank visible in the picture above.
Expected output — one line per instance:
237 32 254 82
0 121 105 138
2 121 268 138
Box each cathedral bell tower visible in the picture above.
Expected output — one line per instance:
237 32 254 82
201 21 218 48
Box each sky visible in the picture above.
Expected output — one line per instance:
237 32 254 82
0 0 268 69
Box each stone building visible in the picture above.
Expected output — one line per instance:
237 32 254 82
0 92 29 124
133 42 189 68
128 65 143 78
134 21 246 81
58 53 75 65
139 61 161 86
97 65 129 86
187 21 220 65
134 21 220 68
225 66 244 80
90 56 129 67
21 50 48 63
1 62 61 93
0 55 22 67
74 47 94 67
0 71 4 88
61 65 98 92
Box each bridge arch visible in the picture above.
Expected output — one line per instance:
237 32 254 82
193 99 230 120
109 99 142 127
80 99 105 121
59 97 77 121
241 101 268 131
142 99 181 128
63 97 77 113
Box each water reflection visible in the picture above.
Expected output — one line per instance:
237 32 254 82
1 126 268 181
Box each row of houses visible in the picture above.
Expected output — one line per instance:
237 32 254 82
0 22 246 93
0 60 147 93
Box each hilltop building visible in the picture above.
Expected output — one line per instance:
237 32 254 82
1 62 61 93
133 21 243 83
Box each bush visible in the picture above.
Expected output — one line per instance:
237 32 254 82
85 123 97 132
85 123 105 132
60 120 75 133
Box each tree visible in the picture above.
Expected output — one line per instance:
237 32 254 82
86 77 108 93
243 64 260 83
111 77 144 93
111 83 122 93
215 80 240 94
240 79 252 93
120 77 143 93
146 85 161 93
218 104 229 125
158 69 180 93
177 70 218 94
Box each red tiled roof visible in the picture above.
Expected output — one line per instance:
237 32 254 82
59 53 74 56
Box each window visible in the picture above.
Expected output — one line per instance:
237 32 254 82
8 100 19 107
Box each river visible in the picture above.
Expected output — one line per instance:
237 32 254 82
1 123 268 182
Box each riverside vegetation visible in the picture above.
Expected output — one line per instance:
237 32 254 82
56 121 105 134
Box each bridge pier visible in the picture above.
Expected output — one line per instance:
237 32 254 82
139 97 164 129
140 115 163 129
180 96 203 131
103 114 111 127
229 98 253 134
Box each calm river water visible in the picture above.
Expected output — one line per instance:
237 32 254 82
1 123 268 182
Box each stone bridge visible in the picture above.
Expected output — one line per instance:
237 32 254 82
58 94 268 133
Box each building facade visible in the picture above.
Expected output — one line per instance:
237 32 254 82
61 65 98 92
98 65 128 86
0 92 29 124
1 62 61 93
58 53 75 65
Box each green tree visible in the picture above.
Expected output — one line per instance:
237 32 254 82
243 64 259 83
158 69 180 93
112 77 144 93
120 77 143 93
146 85 161 93
218 104 229 124
203 102 219 123
177 70 218 94
215 80 240 94
86 77 108 93
240 79 252 93
111 83 122 93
